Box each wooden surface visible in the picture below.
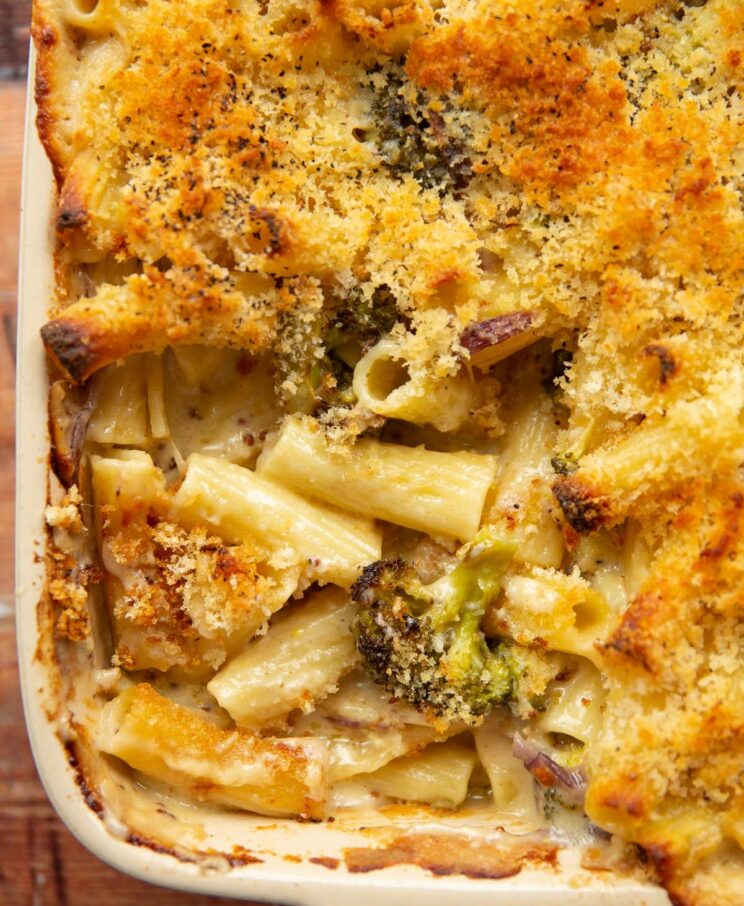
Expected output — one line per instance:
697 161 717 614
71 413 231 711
0 0 31 77
0 80 268 906
0 81 21 608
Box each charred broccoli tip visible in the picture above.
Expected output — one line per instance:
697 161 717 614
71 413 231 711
352 528 518 726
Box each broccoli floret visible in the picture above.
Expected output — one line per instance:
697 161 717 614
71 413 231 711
331 285 399 343
300 352 356 411
282 285 402 415
360 67 472 196
352 528 518 726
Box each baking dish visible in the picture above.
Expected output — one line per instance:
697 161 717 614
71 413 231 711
15 51 673 906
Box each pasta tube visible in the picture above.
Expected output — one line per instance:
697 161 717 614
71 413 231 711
498 568 614 666
86 356 149 446
358 741 476 808
486 371 563 568
208 588 358 729
554 382 744 532
353 337 473 432
474 718 545 830
293 711 441 782
173 453 381 587
40 272 276 383
91 451 298 674
257 417 497 540
292 671 448 781
99 683 329 819
536 659 606 747
144 355 169 439
62 0 122 34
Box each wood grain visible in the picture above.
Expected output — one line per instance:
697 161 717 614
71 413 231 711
1 80 270 906
0 0 30 77
0 81 22 606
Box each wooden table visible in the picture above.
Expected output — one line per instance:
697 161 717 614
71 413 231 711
0 80 266 906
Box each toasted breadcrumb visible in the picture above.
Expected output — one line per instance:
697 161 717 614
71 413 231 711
45 486 92 641
105 518 295 673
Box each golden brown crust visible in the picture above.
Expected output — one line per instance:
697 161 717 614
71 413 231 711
552 475 611 535
32 10 64 185
586 481 744 905
40 265 292 382
406 6 631 199
344 829 557 878
41 319 96 383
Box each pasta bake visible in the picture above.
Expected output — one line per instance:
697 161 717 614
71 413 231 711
32 0 742 903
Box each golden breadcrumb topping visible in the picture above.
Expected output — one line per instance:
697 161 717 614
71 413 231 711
45 486 93 641
36 0 742 408
586 480 744 905
103 512 293 673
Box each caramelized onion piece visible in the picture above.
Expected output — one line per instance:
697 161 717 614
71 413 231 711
461 311 538 369
48 379 99 487
512 731 587 805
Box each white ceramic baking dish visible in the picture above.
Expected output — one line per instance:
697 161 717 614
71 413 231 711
15 51 672 906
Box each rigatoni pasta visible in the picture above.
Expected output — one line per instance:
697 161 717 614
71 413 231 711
352 337 474 432
536 660 605 748
485 364 564 569
208 588 358 729
99 684 328 818
554 381 744 532
287 671 451 781
91 450 300 673
174 453 382 587
357 741 477 809
294 713 442 784
473 718 546 832
257 416 497 540
496 569 614 666
86 356 150 446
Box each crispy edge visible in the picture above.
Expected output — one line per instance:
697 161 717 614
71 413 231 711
32 0 69 186
41 318 97 383
552 474 612 535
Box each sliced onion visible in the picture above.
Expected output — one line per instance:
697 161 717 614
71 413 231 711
512 731 587 805
460 311 538 368
48 378 100 487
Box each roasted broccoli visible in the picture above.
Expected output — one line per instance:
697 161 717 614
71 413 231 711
281 285 402 414
550 452 579 475
359 67 472 196
331 285 399 343
352 528 518 726
296 351 356 413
